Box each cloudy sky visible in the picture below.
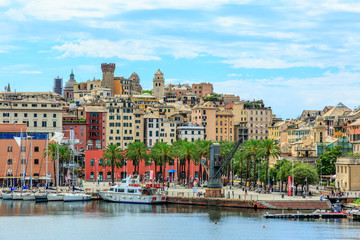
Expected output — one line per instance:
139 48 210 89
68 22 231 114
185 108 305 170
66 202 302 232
0 0 360 118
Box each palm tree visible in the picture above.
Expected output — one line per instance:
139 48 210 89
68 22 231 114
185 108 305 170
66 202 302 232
260 139 281 190
126 142 148 175
44 143 71 186
195 140 211 182
177 141 199 186
102 144 124 184
150 142 171 181
243 139 261 188
171 139 186 183
44 142 57 185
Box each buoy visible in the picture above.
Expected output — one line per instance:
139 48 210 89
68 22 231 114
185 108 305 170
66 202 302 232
263 225 265 229
215 221 217 224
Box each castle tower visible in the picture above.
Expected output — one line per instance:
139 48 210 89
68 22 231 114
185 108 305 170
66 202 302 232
101 63 115 96
64 69 77 100
312 116 326 143
153 69 164 100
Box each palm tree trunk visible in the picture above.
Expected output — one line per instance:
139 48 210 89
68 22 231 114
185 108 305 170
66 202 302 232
199 164 202 183
246 158 251 188
264 157 269 190
53 153 56 186
111 159 115 184
187 157 190 186
252 158 257 189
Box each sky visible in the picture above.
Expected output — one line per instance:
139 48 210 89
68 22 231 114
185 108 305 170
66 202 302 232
1 0 360 119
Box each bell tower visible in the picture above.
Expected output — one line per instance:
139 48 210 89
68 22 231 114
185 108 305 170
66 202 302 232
153 69 165 100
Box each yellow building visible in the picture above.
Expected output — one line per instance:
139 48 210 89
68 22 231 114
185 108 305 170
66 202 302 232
191 103 217 141
215 110 234 142
131 93 158 111
336 157 360 191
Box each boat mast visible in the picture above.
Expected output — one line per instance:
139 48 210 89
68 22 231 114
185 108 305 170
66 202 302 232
46 134 48 187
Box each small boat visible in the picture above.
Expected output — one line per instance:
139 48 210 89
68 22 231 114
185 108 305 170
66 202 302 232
99 175 166 204
35 193 48 202
12 192 23 200
63 193 91 202
2 193 13 200
22 192 36 201
47 193 66 201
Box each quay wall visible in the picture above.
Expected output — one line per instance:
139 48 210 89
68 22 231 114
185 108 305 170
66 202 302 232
167 197 332 210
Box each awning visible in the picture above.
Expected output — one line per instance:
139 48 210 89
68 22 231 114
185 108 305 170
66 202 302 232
167 169 177 173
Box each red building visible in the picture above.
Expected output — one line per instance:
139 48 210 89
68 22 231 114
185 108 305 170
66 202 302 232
85 149 205 182
84 106 107 150
0 124 52 185
62 119 87 151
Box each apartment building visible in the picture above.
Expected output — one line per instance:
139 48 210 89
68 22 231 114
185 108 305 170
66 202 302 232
84 105 107 150
177 122 205 142
191 83 213 98
191 104 216 141
215 110 234 142
0 98 63 136
144 114 176 147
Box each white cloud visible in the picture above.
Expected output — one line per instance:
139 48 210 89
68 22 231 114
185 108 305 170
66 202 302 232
216 71 360 117
9 0 250 21
223 58 323 69
5 9 27 21
228 73 242 77
19 70 42 74
53 38 204 60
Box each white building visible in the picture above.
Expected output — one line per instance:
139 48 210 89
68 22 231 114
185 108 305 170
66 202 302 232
177 122 205 142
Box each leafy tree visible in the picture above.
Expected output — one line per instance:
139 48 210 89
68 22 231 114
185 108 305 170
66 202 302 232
243 139 261 188
102 144 124 184
294 163 318 190
317 146 342 175
126 142 148 174
260 139 281 190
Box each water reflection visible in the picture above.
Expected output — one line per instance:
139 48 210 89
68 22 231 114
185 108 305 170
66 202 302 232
0 199 265 222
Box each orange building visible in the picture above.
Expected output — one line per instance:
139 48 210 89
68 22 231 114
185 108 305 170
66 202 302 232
215 110 234 142
0 124 51 186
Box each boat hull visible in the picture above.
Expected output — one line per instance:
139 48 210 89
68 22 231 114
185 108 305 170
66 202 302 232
99 192 166 204
35 194 48 202
22 194 36 201
12 193 23 200
2 193 13 200
63 194 91 202
47 194 64 201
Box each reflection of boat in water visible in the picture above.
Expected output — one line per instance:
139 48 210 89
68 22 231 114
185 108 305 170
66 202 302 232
99 176 166 204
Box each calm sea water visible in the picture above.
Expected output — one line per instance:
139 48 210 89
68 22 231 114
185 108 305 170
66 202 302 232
0 200 359 240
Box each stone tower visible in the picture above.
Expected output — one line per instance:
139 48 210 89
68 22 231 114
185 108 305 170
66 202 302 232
153 69 164 100
101 63 115 96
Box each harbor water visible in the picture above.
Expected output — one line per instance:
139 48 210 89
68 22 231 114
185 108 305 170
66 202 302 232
0 200 359 240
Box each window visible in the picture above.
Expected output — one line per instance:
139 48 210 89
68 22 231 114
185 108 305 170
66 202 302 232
90 159 95 166
34 113 37 117
21 146 26 152
21 159 26 164
107 172 112 179
53 121 56 127
7 159 12 165
90 172 94 179
34 121 37 127
34 146 39 152
3 113 9 117
42 121 47 127
99 159 103 166
34 159 39 165
43 114 47 117
24 113 28 117
7 146 12 152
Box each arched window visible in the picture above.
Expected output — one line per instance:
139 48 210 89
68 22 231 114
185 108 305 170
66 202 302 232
320 132 323 143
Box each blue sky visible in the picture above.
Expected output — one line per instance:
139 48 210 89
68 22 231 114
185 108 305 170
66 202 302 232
1 0 360 118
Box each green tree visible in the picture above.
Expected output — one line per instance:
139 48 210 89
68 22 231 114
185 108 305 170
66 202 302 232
126 142 148 174
195 140 211 182
176 141 199 186
294 163 318 191
260 139 281 190
243 139 261 188
150 142 172 181
102 144 124 184
317 146 342 175
44 143 71 186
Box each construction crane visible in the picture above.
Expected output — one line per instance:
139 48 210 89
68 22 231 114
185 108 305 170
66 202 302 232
201 138 243 189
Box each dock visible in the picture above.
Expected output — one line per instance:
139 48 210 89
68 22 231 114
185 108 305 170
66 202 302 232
264 212 347 219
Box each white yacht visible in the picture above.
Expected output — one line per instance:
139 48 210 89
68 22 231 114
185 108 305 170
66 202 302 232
2 193 13 200
99 176 166 204
47 192 66 201
63 193 91 202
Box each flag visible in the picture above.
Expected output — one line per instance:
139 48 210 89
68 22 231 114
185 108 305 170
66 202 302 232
14 137 21 147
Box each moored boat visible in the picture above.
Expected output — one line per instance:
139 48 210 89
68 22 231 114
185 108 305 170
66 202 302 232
22 192 36 201
2 193 13 200
12 192 23 200
47 193 65 201
99 175 166 204
63 193 91 202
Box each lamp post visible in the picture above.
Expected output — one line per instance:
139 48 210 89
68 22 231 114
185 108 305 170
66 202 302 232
231 158 234 188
